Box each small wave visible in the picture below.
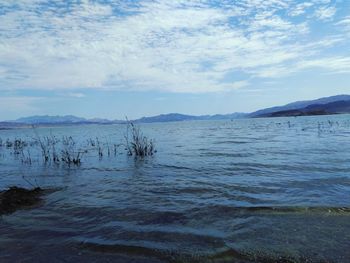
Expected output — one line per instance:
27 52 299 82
79 242 242 263
79 242 333 263
79 242 176 262
80 167 126 172
199 152 253 158
213 140 250 144
198 205 350 216
139 211 188 225
156 164 202 172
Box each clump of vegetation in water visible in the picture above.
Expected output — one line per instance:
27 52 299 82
1 122 156 166
96 137 103 158
13 138 28 155
31 127 86 166
60 136 86 166
125 121 156 157
0 186 44 215
35 134 52 163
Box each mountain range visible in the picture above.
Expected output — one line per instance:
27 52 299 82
255 99 350 117
1 95 350 127
248 94 350 117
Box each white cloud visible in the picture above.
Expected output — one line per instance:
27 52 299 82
336 17 350 25
0 0 348 93
67 92 86 98
254 56 350 78
289 2 314 16
336 16 350 32
314 5 337 20
297 56 350 73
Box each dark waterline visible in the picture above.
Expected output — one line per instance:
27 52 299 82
1 115 350 262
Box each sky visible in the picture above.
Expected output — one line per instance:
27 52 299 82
0 0 350 120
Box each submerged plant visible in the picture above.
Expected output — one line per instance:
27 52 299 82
2 122 157 166
125 121 156 157
6 139 13 148
21 149 32 165
60 149 84 165
13 138 27 155
87 138 96 147
60 136 85 166
96 137 103 158
113 143 119 156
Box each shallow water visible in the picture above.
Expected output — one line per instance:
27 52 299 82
1 115 350 262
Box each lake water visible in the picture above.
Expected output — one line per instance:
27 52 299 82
1 115 350 262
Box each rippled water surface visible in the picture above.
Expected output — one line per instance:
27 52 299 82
1 115 350 262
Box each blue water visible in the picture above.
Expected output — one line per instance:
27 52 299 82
1 115 350 262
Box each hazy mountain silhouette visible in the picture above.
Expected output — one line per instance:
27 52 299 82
2 95 350 127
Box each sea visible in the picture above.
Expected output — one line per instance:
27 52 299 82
0 114 350 262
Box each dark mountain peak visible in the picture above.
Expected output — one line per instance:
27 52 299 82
257 98 350 118
250 94 350 117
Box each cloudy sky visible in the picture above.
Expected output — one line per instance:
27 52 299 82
0 0 350 120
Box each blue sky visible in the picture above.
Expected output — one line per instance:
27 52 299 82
0 0 350 120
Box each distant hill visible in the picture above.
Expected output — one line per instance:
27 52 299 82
1 94 350 127
134 112 247 123
250 95 350 117
263 100 350 117
198 113 248 120
3 112 246 127
15 115 87 124
135 113 197 123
